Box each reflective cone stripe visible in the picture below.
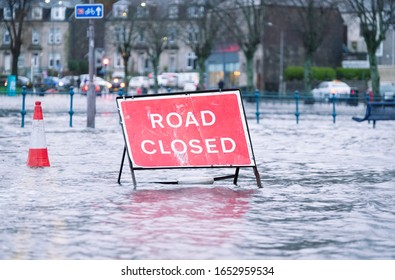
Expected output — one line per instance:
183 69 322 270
27 101 50 167
33 101 43 120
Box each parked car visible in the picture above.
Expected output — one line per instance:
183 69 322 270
43 76 60 88
57 75 79 90
128 76 150 95
16 76 31 87
109 77 126 93
129 76 149 88
2 75 31 88
312 80 351 102
367 82 395 102
80 81 102 95
183 80 198 91
148 74 171 88
79 75 111 95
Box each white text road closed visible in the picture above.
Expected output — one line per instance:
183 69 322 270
117 91 254 168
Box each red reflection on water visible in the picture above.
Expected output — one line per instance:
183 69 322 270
120 187 255 251
129 187 254 219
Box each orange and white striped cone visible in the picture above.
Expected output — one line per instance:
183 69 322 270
27 101 50 167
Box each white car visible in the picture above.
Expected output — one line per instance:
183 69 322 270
129 76 149 88
312 80 351 101
367 82 395 101
183 80 198 91
79 75 111 95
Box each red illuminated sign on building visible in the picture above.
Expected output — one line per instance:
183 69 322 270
117 90 254 168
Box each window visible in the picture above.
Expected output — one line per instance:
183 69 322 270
32 7 42 20
51 7 65 20
32 53 40 68
49 53 61 68
186 52 197 70
3 30 11 44
18 54 24 69
138 53 145 74
32 29 40 45
114 26 126 43
137 6 149 18
138 30 145 43
113 52 123 68
169 53 176 72
187 25 198 43
168 27 177 44
187 6 204 18
49 28 61 44
4 53 11 72
114 4 128 18
169 5 178 19
4 7 13 20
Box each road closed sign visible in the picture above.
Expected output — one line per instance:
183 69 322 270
117 90 255 168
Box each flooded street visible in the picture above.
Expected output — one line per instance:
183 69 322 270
1 94 395 259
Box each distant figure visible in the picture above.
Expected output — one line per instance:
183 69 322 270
142 86 148 95
218 80 224 90
76 77 81 93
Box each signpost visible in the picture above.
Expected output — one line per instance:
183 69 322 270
116 89 262 188
75 1 104 128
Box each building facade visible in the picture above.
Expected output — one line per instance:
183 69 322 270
0 2 74 83
0 0 374 92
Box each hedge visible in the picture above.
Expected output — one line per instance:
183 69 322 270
285 66 370 81
335 68 370 80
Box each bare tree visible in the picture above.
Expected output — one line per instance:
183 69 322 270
179 0 222 90
138 4 170 93
219 0 265 91
345 0 395 100
111 5 138 80
292 0 339 97
1 0 35 77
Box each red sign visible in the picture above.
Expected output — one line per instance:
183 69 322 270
117 90 254 168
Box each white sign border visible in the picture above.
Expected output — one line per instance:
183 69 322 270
117 90 256 169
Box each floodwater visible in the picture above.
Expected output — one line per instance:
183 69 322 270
0 94 394 260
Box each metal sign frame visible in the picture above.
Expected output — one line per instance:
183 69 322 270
116 89 262 188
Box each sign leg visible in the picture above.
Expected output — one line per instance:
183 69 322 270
128 157 137 189
117 146 127 184
233 167 240 185
253 166 263 188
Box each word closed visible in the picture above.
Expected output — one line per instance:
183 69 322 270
118 91 254 168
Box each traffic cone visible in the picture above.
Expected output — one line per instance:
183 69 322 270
27 101 50 167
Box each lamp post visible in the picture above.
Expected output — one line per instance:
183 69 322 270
102 57 109 81
278 30 285 95
391 24 394 66
87 0 96 128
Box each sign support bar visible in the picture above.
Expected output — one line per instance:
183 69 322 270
117 149 262 188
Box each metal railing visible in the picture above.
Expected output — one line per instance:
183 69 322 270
0 87 368 127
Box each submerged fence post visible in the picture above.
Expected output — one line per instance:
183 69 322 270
69 87 74 127
21 86 27 128
255 89 261 124
294 91 300 124
332 93 337 124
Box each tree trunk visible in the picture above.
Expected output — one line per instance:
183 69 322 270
123 55 130 80
198 57 206 90
11 50 20 77
152 58 159 94
368 52 380 101
246 52 254 92
303 53 313 96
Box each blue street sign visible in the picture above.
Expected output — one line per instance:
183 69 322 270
75 4 104 19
